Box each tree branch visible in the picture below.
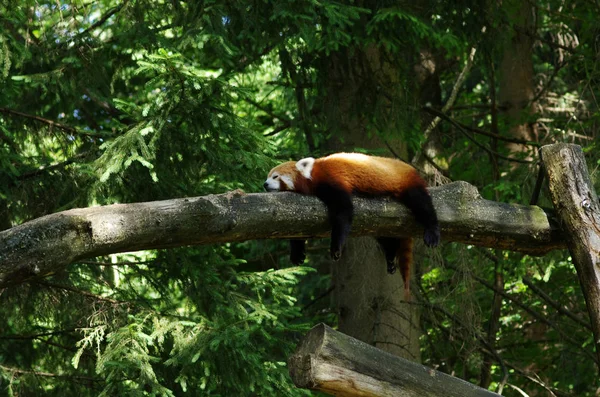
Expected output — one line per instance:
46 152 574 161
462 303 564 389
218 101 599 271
422 38 480 140
0 107 107 138
521 276 591 331
243 96 291 124
0 364 101 382
422 106 535 164
423 106 540 147
35 281 122 304
77 1 129 37
0 182 565 288
17 151 92 181
465 267 598 365
0 328 78 340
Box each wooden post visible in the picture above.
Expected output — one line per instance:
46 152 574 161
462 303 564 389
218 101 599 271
541 143 600 369
288 323 500 397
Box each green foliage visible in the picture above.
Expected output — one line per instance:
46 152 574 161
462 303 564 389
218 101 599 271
0 0 599 396
64 264 313 396
367 7 461 54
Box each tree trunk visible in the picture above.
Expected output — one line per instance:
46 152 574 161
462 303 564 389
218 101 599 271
541 143 600 370
479 1 538 389
498 0 538 153
332 237 420 360
322 43 420 360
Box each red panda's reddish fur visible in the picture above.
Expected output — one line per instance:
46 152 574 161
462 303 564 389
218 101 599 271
265 153 439 299
268 154 426 196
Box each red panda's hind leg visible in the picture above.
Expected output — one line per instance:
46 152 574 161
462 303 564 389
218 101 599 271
289 239 306 265
377 237 414 298
315 183 354 261
377 237 400 274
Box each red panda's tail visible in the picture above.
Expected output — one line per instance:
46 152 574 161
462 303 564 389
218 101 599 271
397 238 414 301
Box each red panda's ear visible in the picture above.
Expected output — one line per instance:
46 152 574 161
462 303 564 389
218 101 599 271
296 157 315 179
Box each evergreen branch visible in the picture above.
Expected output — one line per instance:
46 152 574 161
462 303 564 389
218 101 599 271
0 365 101 381
0 107 106 138
0 328 78 340
279 48 315 151
35 281 123 305
78 260 156 266
2 19 40 45
78 1 129 37
384 138 449 178
263 122 291 136
37 339 82 354
414 35 480 170
82 89 135 125
243 97 291 123
502 362 561 397
17 151 92 181
0 128 19 152
302 286 334 312
443 256 597 366
229 42 278 73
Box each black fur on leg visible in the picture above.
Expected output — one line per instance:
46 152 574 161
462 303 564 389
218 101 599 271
315 183 354 261
399 186 440 247
289 239 306 265
376 237 399 274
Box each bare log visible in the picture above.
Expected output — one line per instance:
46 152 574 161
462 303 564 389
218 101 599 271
541 143 600 369
0 181 565 287
288 323 500 396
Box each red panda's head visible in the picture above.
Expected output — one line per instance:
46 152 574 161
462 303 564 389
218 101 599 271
264 157 315 192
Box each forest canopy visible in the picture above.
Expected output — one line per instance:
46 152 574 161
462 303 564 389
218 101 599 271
0 0 599 396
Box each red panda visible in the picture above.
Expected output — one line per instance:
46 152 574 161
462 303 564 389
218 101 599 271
264 153 440 297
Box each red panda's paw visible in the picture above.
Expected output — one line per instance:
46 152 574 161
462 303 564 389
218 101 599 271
290 252 306 265
331 248 342 261
290 240 306 265
424 226 440 247
387 262 397 274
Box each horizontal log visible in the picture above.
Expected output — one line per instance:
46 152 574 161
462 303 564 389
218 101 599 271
0 181 565 287
288 323 500 396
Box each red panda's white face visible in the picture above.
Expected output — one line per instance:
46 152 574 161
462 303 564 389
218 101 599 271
264 161 298 192
264 157 315 192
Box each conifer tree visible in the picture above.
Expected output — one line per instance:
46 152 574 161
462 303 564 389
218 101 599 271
1 0 599 395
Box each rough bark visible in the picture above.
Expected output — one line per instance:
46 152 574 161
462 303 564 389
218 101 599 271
332 236 421 360
541 143 600 369
498 0 538 152
288 323 501 397
0 181 565 288
322 41 421 358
